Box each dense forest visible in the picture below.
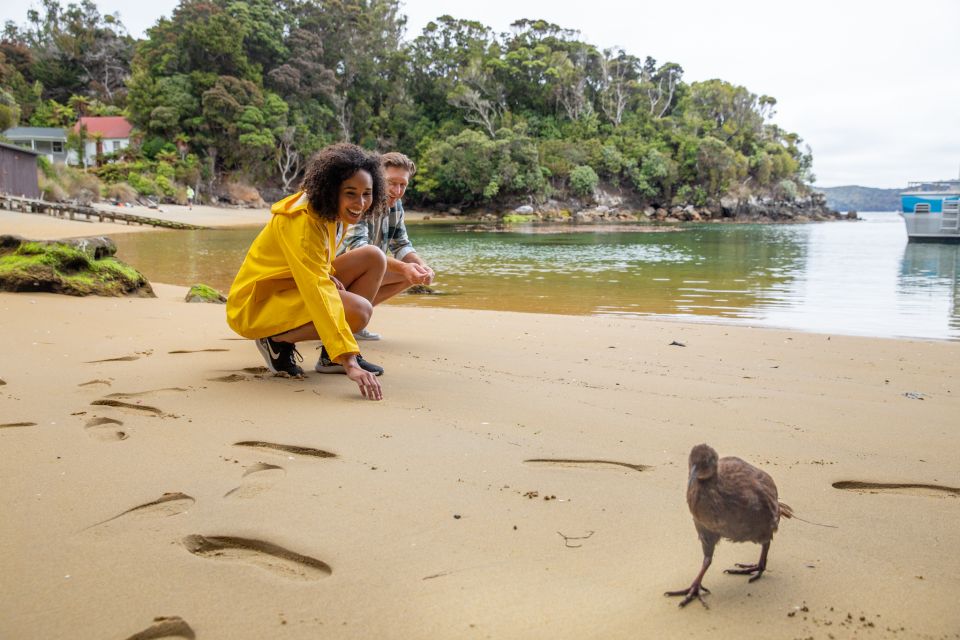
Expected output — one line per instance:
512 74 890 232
1 0 823 215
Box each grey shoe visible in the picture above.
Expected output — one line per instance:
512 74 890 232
354 328 382 341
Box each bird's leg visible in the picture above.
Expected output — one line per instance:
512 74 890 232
665 554 712 608
724 542 769 582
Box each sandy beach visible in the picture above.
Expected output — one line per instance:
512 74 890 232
1 214 959 639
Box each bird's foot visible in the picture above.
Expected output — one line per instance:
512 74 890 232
724 563 765 582
664 584 711 608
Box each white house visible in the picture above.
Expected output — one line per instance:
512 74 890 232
2 127 70 164
72 116 133 166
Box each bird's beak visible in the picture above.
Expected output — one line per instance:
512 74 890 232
688 464 699 488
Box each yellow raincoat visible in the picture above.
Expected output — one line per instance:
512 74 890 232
226 192 359 360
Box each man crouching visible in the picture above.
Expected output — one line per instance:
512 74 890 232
339 152 435 341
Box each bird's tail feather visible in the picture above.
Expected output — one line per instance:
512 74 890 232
779 501 794 519
779 501 837 528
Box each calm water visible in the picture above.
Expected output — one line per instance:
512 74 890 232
112 212 960 341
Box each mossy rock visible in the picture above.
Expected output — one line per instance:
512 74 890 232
501 213 537 224
0 235 154 297
405 284 447 295
185 283 227 304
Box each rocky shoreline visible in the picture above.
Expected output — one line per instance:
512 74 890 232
444 191 853 225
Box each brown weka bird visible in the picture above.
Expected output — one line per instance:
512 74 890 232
666 443 793 608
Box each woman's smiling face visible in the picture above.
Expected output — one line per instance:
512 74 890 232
338 169 374 225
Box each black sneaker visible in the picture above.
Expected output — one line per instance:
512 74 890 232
255 336 304 376
314 345 384 376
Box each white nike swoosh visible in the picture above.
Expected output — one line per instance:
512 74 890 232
267 341 282 360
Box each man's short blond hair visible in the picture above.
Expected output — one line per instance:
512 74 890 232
381 151 416 177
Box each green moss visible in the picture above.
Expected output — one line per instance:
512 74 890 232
0 239 153 297
502 214 537 224
185 283 226 303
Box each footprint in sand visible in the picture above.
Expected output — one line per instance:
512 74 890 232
224 463 286 499
524 458 651 472
84 350 152 364
90 399 168 417
0 421 37 429
78 379 112 388
86 493 195 530
182 534 331 580
242 367 269 375
124 616 195 640
208 374 247 383
832 481 960 498
168 348 229 354
234 441 337 459
84 416 128 441
105 388 189 399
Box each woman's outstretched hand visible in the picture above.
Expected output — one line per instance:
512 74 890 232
343 357 382 400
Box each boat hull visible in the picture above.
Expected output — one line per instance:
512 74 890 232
900 190 960 242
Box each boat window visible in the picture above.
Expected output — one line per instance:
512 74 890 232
944 201 959 213
914 203 931 214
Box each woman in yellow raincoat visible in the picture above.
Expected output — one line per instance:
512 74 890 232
226 143 387 400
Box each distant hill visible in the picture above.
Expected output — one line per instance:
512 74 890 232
815 185 900 212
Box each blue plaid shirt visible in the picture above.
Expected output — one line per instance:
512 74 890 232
339 198 416 260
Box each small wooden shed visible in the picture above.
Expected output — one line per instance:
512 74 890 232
0 141 41 199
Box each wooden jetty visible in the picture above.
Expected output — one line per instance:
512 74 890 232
0 193 206 230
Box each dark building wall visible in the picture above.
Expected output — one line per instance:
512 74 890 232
0 145 40 199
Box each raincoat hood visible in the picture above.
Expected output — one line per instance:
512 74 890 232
271 191 312 216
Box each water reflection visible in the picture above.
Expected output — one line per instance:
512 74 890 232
110 213 959 340
899 242 960 336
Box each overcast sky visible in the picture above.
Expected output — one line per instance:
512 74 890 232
3 0 958 188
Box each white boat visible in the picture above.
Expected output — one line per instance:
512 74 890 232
900 178 960 242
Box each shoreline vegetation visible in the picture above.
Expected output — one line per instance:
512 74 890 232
4 2 834 223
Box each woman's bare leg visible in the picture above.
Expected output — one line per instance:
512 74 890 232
272 290 373 343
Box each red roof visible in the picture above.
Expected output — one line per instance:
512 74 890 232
73 116 133 139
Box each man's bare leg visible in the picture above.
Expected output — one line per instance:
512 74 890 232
373 271 413 306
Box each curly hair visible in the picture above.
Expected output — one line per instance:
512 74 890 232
300 143 386 221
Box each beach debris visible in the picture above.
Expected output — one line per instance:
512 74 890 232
669 340 687 347
903 391 926 400
666 444 793 608
0 378 5 385
558 530 595 548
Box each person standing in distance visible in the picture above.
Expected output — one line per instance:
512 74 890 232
337 152 435 341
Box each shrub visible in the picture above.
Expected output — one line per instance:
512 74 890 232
155 174 177 198
569 165 599 198
103 182 138 203
38 174 68 201
778 179 798 201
